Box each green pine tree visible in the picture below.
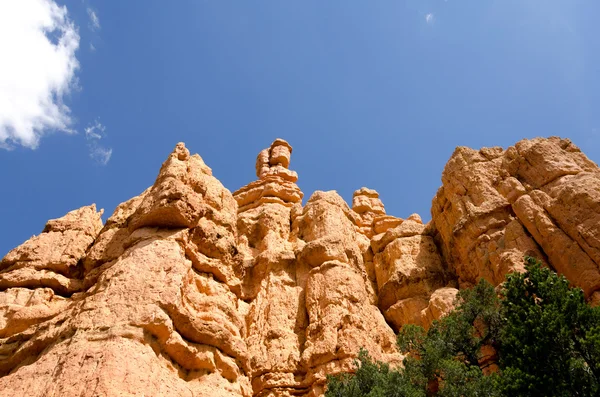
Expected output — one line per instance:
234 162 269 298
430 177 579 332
325 257 600 397
499 257 600 396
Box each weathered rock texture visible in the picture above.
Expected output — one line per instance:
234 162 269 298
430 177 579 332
1 136 599 396
431 137 600 298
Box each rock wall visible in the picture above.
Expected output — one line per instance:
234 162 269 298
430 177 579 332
1 136 599 396
431 137 600 300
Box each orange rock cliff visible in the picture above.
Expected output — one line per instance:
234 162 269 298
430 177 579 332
1 137 600 396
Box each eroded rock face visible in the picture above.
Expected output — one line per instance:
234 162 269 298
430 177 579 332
0 144 250 397
0 205 103 296
432 137 600 298
1 136 599 396
294 191 402 395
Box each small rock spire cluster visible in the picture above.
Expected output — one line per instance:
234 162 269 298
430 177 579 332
233 138 303 214
2 136 600 396
255 138 297 182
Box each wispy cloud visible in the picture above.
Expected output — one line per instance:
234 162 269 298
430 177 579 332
85 120 112 165
0 0 80 149
87 8 100 31
425 13 434 24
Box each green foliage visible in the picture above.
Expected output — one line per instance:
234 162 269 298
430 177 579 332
325 257 600 397
499 257 600 396
325 349 424 397
395 279 502 397
326 279 503 397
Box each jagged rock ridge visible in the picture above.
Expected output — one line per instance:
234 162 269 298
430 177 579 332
1 136 599 396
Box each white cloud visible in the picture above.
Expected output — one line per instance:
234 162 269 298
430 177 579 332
84 120 104 140
90 43 96 52
91 146 112 165
85 120 112 165
0 0 80 149
87 8 100 31
425 13 434 24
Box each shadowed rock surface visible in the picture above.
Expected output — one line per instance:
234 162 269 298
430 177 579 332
1 136 599 396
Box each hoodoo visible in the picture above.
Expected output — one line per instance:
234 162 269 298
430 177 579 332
1 136 600 396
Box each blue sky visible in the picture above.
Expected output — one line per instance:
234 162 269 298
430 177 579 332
1 0 599 257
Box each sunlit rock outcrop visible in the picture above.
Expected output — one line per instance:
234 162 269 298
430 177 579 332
431 137 600 299
1 136 599 396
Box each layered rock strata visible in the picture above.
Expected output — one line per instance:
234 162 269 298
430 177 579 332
1 136 599 396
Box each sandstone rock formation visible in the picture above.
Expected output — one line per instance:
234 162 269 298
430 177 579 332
1 136 599 396
431 137 600 299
